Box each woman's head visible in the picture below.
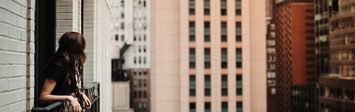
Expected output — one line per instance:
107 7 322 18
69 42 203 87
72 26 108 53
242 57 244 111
47 31 86 94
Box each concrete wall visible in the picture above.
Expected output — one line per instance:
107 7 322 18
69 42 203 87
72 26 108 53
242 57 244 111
0 0 36 111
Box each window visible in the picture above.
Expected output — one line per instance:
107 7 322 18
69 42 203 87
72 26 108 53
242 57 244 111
190 103 196 112
271 88 276 95
134 57 137 64
143 57 146 64
236 74 242 88
221 9 227 15
121 0 124 7
204 35 210 42
143 1 146 7
236 48 242 68
204 9 210 15
139 46 141 52
236 9 241 15
221 35 227 42
222 75 228 96
121 23 125 30
133 91 137 98
115 35 119 41
205 48 211 69
267 80 276 86
237 102 243 112
205 75 211 96
138 102 142 109
138 79 142 87
144 35 147 41
143 46 146 52
190 35 195 42
267 64 275 69
134 80 138 86
143 103 147 109
221 48 228 68
190 48 196 69
237 88 242 95
139 57 142 63
189 9 195 15
121 11 124 18
204 22 210 34
143 80 147 86
205 102 211 112
236 35 241 42
222 102 228 112
190 75 196 96
267 72 276 78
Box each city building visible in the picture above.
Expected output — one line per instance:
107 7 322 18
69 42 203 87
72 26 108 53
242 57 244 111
266 0 277 111
0 0 113 111
150 0 267 112
111 0 151 111
275 0 316 112
318 0 355 111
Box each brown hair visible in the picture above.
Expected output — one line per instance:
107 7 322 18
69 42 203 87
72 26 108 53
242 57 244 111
46 31 86 96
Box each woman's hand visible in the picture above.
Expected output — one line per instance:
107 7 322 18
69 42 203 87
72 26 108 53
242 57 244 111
81 94 92 109
68 96 82 112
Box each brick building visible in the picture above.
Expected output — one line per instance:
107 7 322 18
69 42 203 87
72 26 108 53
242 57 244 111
0 0 113 111
275 0 316 112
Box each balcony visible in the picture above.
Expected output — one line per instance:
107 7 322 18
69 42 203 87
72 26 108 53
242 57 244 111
319 76 355 88
32 82 100 112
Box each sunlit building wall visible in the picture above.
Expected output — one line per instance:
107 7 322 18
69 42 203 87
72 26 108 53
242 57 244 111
150 0 267 112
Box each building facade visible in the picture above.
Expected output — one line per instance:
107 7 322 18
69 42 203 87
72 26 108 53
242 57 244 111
150 0 267 112
319 0 355 111
266 0 277 111
111 0 151 111
275 0 316 112
0 0 113 111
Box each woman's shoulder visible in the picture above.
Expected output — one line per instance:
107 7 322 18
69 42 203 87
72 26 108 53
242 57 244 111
45 64 63 71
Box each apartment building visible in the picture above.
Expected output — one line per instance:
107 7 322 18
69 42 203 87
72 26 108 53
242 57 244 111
0 0 112 111
275 0 316 112
111 0 151 111
266 0 277 111
150 0 267 112
318 0 355 111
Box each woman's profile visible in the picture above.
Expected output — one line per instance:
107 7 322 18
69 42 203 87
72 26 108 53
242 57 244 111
39 32 91 112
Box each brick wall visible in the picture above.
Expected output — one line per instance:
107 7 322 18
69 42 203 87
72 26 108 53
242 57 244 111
0 0 35 111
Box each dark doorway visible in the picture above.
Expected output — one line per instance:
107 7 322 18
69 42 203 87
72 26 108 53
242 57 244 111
34 0 56 107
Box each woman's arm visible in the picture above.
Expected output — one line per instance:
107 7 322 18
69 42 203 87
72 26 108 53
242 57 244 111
39 78 73 104
39 78 82 112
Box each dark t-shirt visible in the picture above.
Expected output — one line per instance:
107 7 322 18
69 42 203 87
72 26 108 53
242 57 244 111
45 64 73 95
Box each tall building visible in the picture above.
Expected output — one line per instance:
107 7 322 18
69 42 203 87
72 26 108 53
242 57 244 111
150 0 267 112
111 0 151 111
0 0 113 111
318 0 355 111
266 0 277 111
275 0 316 112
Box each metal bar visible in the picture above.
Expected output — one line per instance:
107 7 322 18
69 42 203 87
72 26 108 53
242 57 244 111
85 82 100 89
31 101 63 111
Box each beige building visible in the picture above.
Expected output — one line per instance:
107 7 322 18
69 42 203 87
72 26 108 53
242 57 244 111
150 0 267 112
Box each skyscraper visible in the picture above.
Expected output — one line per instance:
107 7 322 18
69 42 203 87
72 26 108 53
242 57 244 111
275 0 316 111
318 0 355 111
150 0 267 111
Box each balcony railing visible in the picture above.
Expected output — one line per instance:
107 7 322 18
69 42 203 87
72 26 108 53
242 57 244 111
32 82 100 112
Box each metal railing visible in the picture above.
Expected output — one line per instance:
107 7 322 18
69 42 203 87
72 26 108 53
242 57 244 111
32 82 100 112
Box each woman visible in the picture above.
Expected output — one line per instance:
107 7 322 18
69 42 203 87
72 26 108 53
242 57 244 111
39 32 91 112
